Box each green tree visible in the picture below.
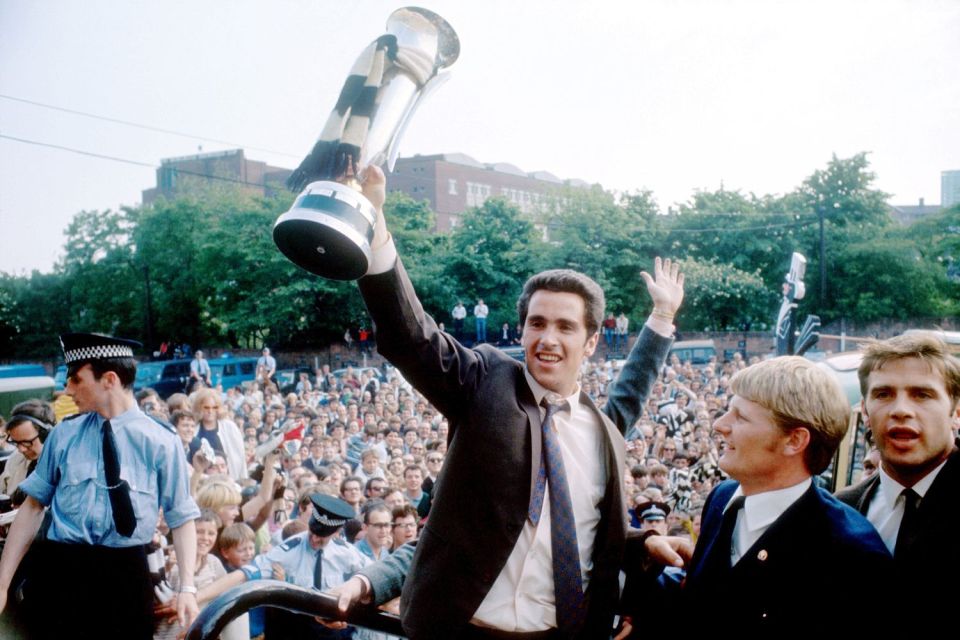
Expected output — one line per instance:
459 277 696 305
384 192 453 319
829 239 958 321
57 208 144 340
788 152 893 321
541 186 663 320
674 258 776 331
444 197 543 328
665 188 806 292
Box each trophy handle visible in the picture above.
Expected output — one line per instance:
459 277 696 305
385 70 452 172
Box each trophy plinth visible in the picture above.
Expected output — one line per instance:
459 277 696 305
273 181 376 280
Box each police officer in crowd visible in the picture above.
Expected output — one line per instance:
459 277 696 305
0 333 200 639
203 493 367 638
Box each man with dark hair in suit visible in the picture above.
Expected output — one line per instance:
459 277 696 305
836 332 960 616
331 167 683 640
631 356 890 635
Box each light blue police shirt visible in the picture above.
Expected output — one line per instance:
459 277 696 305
20 408 199 546
254 530 369 590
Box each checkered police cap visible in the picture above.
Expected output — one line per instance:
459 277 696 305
308 494 356 537
60 333 142 365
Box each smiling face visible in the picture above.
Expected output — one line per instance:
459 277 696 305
221 539 254 568
712 395 793 494
521 290 598 396
175 416 197 447
195 520 218 557
366 509 393 550
863 357 957 487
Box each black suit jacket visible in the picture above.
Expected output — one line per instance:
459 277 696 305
836 441 960 614
358 259 669 640
631 480 891 635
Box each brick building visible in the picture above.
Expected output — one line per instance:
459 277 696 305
385 153 589 231
142 149 292 205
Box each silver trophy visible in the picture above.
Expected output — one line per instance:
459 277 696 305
274 6 460 280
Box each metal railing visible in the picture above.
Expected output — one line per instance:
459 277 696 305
185 580 404 640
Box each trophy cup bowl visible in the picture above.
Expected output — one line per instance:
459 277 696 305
274 6 459 280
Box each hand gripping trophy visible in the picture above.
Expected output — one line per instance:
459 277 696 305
274 7 459 280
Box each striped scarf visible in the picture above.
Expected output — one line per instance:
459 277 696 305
287 34 435 191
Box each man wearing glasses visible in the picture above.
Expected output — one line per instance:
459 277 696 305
0 400 55 496
390 505 419 551
365 478 389 501
357 503 393 562
423 453 443 497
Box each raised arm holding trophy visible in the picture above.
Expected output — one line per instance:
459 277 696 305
267 7 687 640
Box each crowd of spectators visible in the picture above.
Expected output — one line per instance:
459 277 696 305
0 343 750 638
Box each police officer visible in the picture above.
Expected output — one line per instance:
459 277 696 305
0 333 201 640
240 494 368 638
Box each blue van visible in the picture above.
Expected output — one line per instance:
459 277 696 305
134 359 193 398
208 355 258 391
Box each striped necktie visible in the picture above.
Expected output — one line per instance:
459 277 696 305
527 396 586 635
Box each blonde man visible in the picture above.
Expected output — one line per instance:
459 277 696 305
634 356 891 635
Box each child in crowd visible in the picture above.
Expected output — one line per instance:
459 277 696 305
154 510 225 640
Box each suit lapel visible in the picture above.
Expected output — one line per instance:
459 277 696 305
732 484 820 576
689 481 738 583
855 474 881 515
517 372 543 497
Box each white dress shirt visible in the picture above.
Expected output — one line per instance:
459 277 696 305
865 460 946 554
471 371 607 631
726 478 812 565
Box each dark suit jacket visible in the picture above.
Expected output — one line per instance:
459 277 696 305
358 259 670 640
836 441 960 613
631 479 890 635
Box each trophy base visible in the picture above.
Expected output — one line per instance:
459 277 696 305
273 181 376 281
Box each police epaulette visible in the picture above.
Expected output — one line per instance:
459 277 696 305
147 414 176 434
60 411 91 423
281 537 302 551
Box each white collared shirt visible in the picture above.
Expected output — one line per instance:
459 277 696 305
471 371 607 632
725 478 812 565
866 459 947 554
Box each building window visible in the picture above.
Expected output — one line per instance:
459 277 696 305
448 179 458 195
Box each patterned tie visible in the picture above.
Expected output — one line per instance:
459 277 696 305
313 548 324 589
527 396 585 635
102 420 136 537
711 495 746 569
894 488 920 559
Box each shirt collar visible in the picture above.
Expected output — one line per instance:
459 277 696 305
523 368 581 414
97 405 145 429
877 457 948 507
730 477 812 532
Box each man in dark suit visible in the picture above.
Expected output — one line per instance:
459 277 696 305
836 333 960 615
632 356 890 635
336 167 683 640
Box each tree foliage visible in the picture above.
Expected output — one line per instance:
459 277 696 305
1 152 954 359
674 258 776 331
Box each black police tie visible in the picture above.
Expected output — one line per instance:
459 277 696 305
313 548 324 589
712 495 746 568
894 488 920 559
102 420 136 537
